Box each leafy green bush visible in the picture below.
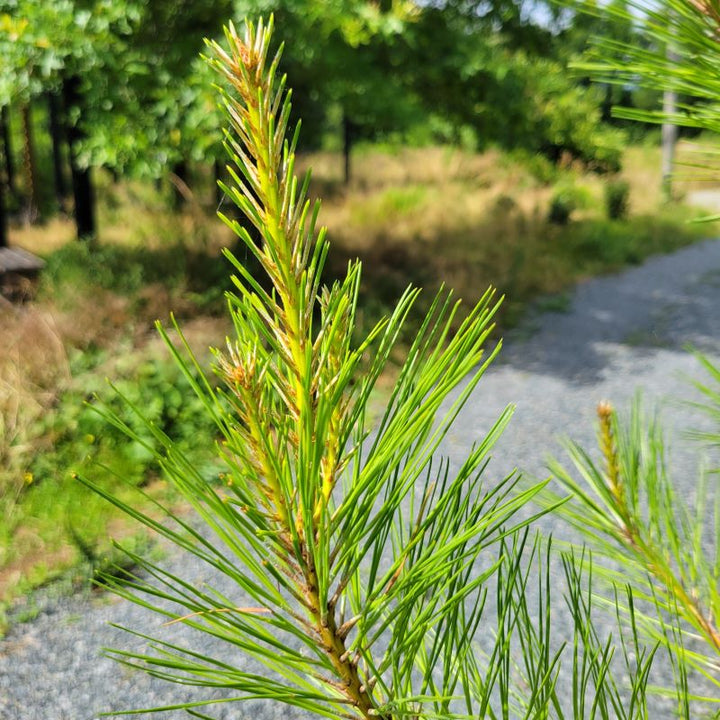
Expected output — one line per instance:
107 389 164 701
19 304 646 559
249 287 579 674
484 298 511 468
548 192 575 225
515 150 560 185
548 185 581 225
605 178 630 220
531 66 625 173
0 337 222 626
548 182 595 225
28 350 217 487
39 238 237 316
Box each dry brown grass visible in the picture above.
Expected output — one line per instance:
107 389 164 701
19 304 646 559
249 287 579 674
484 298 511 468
299 148 589 325
297 144 707 332
619 145 667 214
7 215 76 255
673 138 720 191
3 143 701 336
0 303 70 522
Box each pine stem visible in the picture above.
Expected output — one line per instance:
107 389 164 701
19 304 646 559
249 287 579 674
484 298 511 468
304 565 384 719
597 404 720 654
212 20 387 717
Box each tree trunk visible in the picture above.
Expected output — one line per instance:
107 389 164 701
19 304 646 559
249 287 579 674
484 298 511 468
62 76 96 241
171 160 188 209
661 86 677 201
21 103 40 223
47 91 68 212
1 105 16 199
0 150 7 248
342 112 354 186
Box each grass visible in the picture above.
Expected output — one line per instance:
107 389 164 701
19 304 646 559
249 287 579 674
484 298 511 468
0 140 715 633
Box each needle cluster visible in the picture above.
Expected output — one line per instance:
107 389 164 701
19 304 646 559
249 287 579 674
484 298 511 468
79 16 675 720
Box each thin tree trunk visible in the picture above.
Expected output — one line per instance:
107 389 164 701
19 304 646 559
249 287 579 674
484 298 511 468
63 76 96 241
171 160 188 209
661 88 677 201
0 151 7 248
21 103 40 223
1 105 16 199
342 112 353 186
47 91 68 212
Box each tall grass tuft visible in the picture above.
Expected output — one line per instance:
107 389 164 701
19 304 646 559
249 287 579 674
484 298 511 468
0 304 69 522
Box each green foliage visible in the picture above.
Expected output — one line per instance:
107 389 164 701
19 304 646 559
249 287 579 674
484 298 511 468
350 184 428 226
561 211 703 271
538 8 720 694
395 4 626 170
513 150 561 184
548 184 591 225
39 237 235 314
0 0 231 178
530 61 624 172
43 241 189 297
0 0 143 105
549 193 575 225
0 0 636 191
0 342 218 620
605 178 630 220
541 380 720 710
29 350 217 485
230 0 422 152
572 0 720 139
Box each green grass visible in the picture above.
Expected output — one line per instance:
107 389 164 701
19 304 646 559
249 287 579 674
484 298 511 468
0 338 221 632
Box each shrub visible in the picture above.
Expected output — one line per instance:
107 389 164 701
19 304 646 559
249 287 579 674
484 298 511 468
548 182 594 225
605 178 630 220
548 186 577 225
548 194 574 225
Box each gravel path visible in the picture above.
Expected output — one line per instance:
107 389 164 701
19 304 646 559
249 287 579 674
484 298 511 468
3 239 720 719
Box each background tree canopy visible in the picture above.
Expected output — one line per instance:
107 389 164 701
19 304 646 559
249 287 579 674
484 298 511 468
0 0 664 241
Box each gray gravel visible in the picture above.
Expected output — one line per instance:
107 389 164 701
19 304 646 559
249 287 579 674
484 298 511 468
3 239 720 719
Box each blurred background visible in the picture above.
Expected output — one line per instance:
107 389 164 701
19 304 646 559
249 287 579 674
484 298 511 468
1 0 717 629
